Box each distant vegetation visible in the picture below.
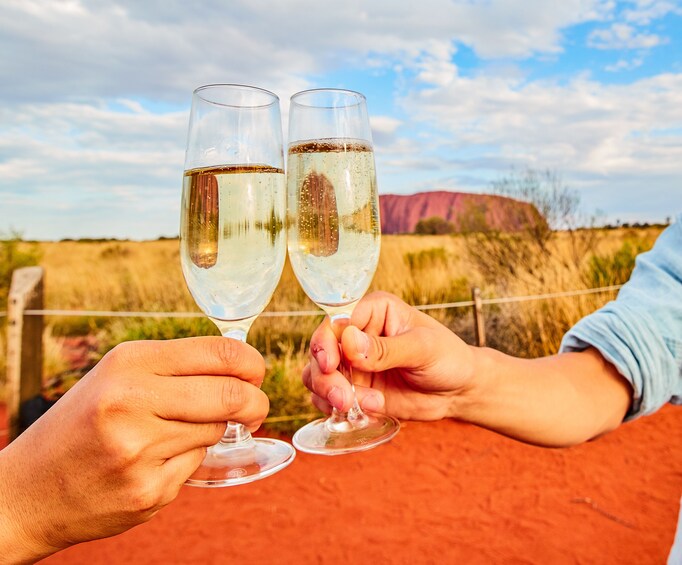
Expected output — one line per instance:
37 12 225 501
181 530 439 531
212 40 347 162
0 231 42 309
0 170 667 431
415 216 456 235
0 225 662 431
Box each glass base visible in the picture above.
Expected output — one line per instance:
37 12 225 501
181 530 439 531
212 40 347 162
185 437 296 487
292 412 400 455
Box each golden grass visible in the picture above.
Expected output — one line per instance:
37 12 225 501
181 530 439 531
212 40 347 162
0 226 663 430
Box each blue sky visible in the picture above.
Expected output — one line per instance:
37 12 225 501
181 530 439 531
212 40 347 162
1 0 681 240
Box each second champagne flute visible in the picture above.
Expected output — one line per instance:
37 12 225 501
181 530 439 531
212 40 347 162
287 88 400 455
180 84 296 486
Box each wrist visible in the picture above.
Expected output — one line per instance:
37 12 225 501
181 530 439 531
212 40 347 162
446 345 499 422
0 447 59 563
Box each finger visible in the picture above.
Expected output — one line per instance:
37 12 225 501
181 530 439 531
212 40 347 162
152 375 270 427
302 363 312 391
342 325 432 373
311 384 384 416
146 420 226 459
354 385 386 414
310 393 332 415
159 447 208 503
107 337 266 386
305 355 355 411
309 317 341 374
351 291 414 337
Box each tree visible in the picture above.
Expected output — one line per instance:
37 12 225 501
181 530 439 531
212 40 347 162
415 216 455 235
463 168 598 291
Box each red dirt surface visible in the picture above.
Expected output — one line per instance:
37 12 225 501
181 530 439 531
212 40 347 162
14 403 675 564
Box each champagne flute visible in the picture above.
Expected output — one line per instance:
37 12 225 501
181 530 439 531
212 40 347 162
180 84 295 486
287 88 400 455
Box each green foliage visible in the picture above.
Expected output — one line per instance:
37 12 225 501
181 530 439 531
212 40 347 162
261 348 318 435
249 314 323 358
0 231 42 308
404 247 449 270
51 316 111 337
459 202 490 234
402 246 469 309
415 216 455 235
99 243 133 259
104 317 219 349
587 237 652 287
403 276 470 308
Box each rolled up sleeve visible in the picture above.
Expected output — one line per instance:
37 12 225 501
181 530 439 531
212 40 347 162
560 218 682 421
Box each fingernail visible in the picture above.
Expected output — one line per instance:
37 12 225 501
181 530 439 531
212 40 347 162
361 393 384 413
351 327 370 358
327 386 346 411
313 347 328 372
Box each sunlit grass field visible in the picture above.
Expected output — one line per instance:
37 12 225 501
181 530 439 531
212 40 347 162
0 226 663 430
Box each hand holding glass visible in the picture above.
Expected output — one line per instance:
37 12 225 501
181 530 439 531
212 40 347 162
287 88 400 454
180 84 295 486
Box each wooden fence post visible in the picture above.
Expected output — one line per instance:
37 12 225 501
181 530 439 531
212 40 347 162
471 286 486 347
6 266 44 442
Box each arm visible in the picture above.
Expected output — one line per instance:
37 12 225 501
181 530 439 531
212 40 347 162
456 346 632 447
0 337 268 563
306 218 682 446
304 291 633 448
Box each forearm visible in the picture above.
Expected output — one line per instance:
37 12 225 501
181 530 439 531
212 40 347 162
451 347 633 447
0 443 60 563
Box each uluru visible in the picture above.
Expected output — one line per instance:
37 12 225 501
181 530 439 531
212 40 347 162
379 191 541 234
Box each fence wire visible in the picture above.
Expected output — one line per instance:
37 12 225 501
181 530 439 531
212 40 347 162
0 284 622 319
1 284 624 431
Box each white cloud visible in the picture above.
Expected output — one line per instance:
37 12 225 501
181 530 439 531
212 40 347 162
1 0 680 237
401 72 682 174
0 0 616 106
622 0 682 24
588 23 663 49
605 57 644 71
379 69 682 222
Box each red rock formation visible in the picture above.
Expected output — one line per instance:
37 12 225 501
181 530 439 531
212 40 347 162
379 191 542 234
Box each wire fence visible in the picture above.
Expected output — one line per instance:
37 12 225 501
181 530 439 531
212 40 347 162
1 281 625 431
0 283 624 320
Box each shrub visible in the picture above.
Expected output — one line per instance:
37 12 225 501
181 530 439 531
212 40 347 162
415 216 455 235
261 346 318 435
0 232 42 308
587 237 652 287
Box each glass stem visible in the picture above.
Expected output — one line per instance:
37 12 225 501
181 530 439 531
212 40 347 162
328 313 369 431
211 319 256 445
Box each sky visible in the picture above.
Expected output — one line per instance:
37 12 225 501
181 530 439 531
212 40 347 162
1 0 681 240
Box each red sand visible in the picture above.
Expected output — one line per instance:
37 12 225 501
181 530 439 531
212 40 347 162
2 403 669 564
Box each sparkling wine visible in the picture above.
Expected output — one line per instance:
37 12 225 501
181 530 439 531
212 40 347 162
180 164 286 321
287 139 380 310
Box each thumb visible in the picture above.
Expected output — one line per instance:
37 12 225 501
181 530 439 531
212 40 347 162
341 325 428 373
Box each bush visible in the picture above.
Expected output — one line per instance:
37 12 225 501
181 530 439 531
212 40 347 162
0 232 42 308
404 247 449 271
402 247 470 310
587 237 652 287
415 216 455 235
261 347 318 435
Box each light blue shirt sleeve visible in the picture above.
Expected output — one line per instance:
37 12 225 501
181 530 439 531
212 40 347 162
559 217 682 421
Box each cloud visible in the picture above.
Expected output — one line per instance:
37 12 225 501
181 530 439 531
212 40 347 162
0 101 187 238
605 57 644 71
377 69 682 220
0 0 617 107
1 0 680 238
588 23 663 49
622 0 682 25
400 71 682 173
